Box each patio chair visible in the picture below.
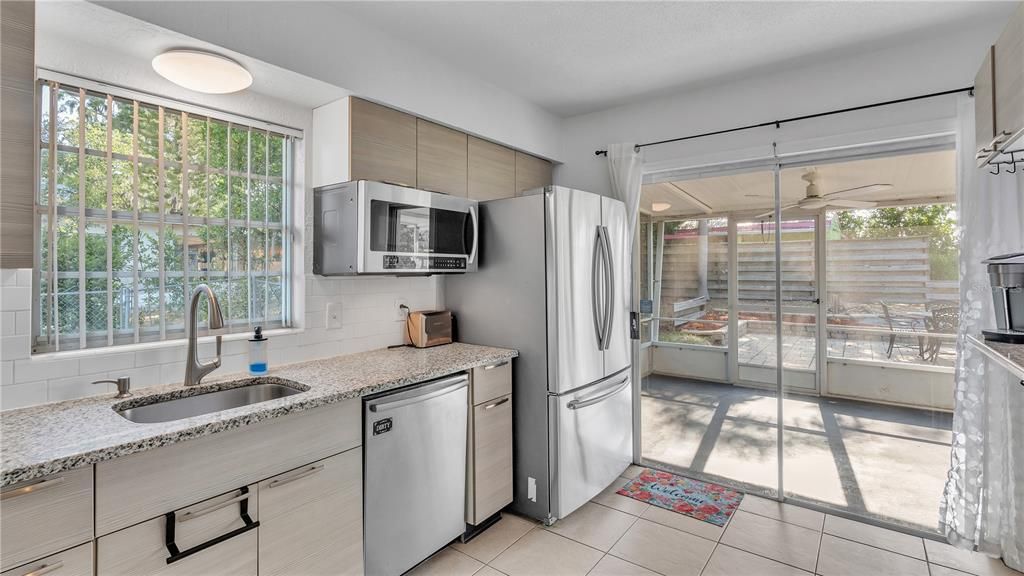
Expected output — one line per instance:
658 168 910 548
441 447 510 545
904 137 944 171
923 306 959 363
880 301 923 359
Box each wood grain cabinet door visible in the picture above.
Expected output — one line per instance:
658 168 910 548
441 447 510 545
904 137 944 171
1 542 93 576
470 394 513 525
514 151 553 196
417 119 467 196
468 136 515 201
0 466 93 572
257 449 363 576
96 486 259 576
350 97 417 187
994 2 1024 147
0 0 35 268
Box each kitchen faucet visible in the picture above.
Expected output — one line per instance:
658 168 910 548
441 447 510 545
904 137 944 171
185 283 225 387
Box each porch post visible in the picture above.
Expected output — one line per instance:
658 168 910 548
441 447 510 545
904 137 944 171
653 221 666 344
728 217 739 384
697 219 709 300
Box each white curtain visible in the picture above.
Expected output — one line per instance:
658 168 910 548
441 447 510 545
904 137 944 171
606 143 644 241
939 94 1024 571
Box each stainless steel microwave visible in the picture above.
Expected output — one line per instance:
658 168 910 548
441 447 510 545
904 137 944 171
313 180 479 275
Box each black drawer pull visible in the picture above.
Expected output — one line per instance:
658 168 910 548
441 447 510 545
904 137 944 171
164 486 259 564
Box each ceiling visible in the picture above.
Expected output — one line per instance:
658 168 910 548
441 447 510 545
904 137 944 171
641 149 956 218
335 1 1013 117
39 1 346 111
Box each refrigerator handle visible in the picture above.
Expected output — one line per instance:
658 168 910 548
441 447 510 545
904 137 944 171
567 374 630 410
591 226 605 348
599 225 614 351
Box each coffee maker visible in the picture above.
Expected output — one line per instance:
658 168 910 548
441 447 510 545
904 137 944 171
983 252 1024 344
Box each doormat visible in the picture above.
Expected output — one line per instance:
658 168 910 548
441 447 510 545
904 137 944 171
617 469 743 527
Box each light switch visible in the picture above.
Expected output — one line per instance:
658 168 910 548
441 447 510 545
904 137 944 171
326 302 343 330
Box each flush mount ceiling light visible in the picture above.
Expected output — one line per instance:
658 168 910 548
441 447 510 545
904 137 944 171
651 202 672 212
152 49 252 94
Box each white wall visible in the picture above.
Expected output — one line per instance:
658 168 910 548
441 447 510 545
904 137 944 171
95 0 563 162
556 21 1003 196
0 3 439 410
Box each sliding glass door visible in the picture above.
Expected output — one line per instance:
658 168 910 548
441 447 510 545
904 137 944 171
636 144 958 534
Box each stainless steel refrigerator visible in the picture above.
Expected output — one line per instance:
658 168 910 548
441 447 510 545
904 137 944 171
447 186 633 525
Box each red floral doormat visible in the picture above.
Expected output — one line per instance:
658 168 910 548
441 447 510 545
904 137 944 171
617 469 743 526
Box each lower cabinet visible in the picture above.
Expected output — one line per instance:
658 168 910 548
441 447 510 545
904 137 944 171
94 447 364 576
97 484 259 576
466 363 514 525
258 449 363 576
1 542 93 576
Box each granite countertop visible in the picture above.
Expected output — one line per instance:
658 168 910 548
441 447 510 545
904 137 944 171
967 335 1024 380
0 342 517 488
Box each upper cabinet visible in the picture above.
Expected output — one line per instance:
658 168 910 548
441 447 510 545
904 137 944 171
468 136 516 201
994 3 1024 148
313 96 553 196
417 119 468 197
515 151 553 196
975 46 996 160
0 0 35 268
349 98 417 187
975 2 1024 164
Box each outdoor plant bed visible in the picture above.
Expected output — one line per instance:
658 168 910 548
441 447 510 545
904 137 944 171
670 319 749 346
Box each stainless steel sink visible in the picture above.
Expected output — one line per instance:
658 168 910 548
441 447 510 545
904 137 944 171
116 381 304 424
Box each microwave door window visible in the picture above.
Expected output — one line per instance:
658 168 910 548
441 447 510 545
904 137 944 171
370 200 469 255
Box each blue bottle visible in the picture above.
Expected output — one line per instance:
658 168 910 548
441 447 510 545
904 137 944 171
249 326 268 376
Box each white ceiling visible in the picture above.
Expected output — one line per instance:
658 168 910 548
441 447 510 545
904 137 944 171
641 149 956 218
336 1 1013 117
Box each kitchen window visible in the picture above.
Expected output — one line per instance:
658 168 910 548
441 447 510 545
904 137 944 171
33 76 295 353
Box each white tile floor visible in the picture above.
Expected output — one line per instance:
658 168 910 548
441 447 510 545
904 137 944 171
409 466 1022 576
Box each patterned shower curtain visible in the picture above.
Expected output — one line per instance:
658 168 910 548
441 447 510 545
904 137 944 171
939 94 1024 571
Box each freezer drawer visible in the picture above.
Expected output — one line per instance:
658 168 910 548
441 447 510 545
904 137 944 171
363 374 469 576
551 368 633 520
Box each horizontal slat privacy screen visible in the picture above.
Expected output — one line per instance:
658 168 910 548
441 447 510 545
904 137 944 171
34 79 293 353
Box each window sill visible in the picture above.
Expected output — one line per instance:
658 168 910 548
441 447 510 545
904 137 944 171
30 327 305 360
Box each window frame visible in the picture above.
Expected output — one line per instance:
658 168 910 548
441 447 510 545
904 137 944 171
32 70 301 354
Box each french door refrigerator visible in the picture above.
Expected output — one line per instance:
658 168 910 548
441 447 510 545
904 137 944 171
447 186 632 525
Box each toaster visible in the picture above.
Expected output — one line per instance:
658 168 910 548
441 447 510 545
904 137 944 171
406 310 453 348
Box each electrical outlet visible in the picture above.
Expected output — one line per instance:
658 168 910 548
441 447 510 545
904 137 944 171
395 298 409 322
326 302 343 330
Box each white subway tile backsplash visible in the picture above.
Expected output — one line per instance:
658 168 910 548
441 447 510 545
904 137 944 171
1 286 31 311
0 312 14 336
0 335 31 361
79 352 134 375
14 357 79 384
16 269 33 287
1 361 13 386
0 270 18 286
47 375 100 402
1 381 48 410
14 310 30 335
135 345 189 367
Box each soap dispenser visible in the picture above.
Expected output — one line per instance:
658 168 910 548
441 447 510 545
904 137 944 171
249 326 268 376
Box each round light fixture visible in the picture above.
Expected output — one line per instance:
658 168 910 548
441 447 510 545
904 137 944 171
152 49 252 94
651 202 672 212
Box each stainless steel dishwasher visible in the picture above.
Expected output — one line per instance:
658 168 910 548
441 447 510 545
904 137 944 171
363 373 469 576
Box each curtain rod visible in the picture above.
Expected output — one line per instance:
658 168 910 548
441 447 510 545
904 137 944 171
594 86 973 156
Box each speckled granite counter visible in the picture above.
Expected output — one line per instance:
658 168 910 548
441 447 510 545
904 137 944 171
967 335 1024 380
1 343 517 487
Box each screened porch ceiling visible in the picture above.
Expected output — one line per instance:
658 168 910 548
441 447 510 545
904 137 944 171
640 149 956 218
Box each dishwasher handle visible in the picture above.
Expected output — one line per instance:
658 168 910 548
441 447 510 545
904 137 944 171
368 374 468 413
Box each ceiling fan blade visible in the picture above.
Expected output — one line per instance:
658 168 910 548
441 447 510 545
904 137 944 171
799 198 827 210
755 203 799 219
821 183 893 199
828 199 877 209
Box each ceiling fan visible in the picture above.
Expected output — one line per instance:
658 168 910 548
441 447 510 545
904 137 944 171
755 170 891 219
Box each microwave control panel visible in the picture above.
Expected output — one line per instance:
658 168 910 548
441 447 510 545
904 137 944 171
383 255 467 271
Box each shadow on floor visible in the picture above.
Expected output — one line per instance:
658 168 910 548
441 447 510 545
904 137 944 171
640 374 953 534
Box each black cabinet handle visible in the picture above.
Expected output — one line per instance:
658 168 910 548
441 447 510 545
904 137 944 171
164 486 259 564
